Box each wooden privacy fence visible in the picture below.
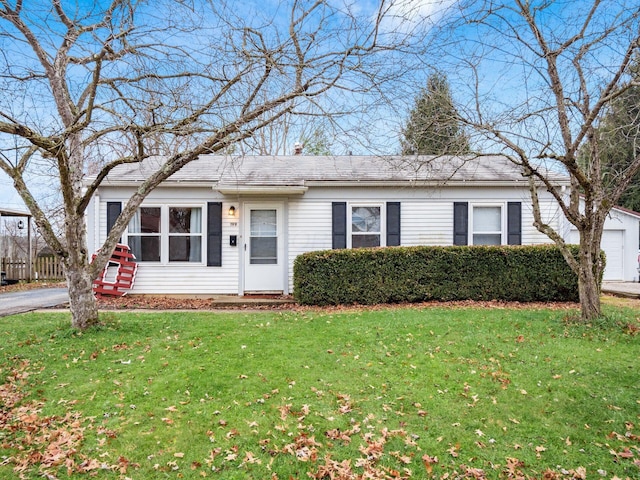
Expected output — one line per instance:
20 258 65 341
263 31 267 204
1 257 65 281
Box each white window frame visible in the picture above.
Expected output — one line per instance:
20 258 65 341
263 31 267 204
126 205 162 263
125 204 205 264
348 203 386 249
167 205 204 263
470 203 504 246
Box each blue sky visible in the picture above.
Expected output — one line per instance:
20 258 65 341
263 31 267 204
0 173 25 210
0 0 636 212
1 0 454 211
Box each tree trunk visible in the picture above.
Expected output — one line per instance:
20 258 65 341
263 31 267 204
66 264 99 330
577 237 602 321
63 205 99 330
577 270 601 320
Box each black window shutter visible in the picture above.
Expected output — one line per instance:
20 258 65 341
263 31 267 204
207 202 223 266
106 202 122 239
453 202 468 245
386 202 401 246
332 202 347 249
507 202 522 245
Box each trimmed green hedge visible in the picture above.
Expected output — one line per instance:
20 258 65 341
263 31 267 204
293 245 584 305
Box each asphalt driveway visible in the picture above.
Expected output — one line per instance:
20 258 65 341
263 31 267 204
0 288 69 317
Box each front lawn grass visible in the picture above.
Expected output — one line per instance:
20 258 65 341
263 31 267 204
0 305 638 479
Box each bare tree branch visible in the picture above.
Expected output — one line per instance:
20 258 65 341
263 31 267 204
0 0 420 329
439 0 640 320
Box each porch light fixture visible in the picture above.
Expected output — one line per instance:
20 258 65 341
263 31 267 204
17 219 25 230
228 206 236 217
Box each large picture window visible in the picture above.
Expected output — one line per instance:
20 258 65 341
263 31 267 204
472 205 502 245
350 206 381 248
127 206 203 263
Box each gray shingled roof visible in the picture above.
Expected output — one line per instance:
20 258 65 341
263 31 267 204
98 154 569 187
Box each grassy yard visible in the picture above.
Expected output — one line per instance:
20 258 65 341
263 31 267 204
0 304 638 479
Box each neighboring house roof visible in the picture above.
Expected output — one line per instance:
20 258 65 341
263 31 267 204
96 154 570 190
610 203 640 220
577 195 640 220
0 208 31 217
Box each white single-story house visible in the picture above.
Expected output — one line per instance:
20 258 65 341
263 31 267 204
85 154 639 295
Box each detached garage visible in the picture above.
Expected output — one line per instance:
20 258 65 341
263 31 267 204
570 205 640 282
600 230 625 281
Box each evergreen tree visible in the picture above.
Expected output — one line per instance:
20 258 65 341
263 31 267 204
593 57 640 211
301 128 332 155
401 72 470 155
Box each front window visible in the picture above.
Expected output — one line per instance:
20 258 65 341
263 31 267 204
128 207 161 261
351 206 381 248
127 206 203 263
169 207 202 262
472 206 502 245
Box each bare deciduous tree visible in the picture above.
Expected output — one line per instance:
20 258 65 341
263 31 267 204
437 0 640 320
0 0 417 329
237 105 334 156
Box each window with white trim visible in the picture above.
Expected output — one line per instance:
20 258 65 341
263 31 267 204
350 205 382 248
127 207 161 261
127 206 203 263
169 207 202 262
472 205 502 245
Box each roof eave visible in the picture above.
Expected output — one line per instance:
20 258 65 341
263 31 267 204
304 179 571 188
0 208 31 217
99 180 217 188
215 185 308 195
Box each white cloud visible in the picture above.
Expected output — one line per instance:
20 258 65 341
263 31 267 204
330 0 456 28
390 0 455 20
379 0 458 33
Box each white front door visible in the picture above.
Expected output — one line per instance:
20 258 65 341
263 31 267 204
243 203 285 293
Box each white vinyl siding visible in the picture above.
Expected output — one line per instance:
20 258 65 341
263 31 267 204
287 200 332 291
522 200 563 244
401 202 452 246
395 200 560 247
